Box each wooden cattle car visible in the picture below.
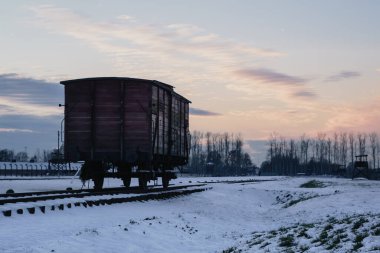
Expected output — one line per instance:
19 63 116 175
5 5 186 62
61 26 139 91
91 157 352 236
61 77 190 190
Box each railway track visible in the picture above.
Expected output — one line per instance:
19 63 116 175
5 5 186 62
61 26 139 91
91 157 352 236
180 178 274 185
0 184 185 200
0 178 273 218
0 178 270 200
0 184 206 205
0 184 210 218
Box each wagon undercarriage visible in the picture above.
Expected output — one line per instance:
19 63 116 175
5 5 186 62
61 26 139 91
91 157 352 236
80 160 177 190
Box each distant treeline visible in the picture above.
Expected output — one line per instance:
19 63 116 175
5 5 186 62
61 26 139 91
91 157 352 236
0 148 62 163
186 131 257 176
261 132 380 176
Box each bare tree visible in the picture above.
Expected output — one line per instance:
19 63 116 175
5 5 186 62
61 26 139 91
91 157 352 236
289 139 296 175
317 132 326 174
34 148 42 163
190 130 204 175
348 132 355 167
211 133 218 154
333 133 339 164
15 151 28 162
267 132 278 174
357 133 367 156
279 136 286 174
369 132 378 169
242 153 253 168
217 134 225 164
234 133 243 168
261 131 379 176
340 132 348 167
205 132 212 163
300 134 310 165
0 149 14 162
310 139 317 174
377 138 380 168
326 137 332 173
223 132 231 165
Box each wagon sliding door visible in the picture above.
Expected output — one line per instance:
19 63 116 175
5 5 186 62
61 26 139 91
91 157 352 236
152 85 171 157
169 96 189 159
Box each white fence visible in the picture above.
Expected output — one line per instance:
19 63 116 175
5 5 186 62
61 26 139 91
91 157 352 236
0 162 82 177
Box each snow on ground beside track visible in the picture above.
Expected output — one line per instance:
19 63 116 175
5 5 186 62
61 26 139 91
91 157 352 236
0 176 379 252
0 176 280 193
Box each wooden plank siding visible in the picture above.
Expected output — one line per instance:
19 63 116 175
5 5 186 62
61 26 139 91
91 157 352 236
123 81 151 162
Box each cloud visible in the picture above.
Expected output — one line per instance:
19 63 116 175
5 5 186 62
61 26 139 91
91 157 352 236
325 71 360 82
0 114 62 151
229 107 318 124
0 73 62 116
323 98 380 133
0 73 62 105
117 15 136 22
235 68 307 86
0 73 63 151
29 5 285 92
0 128 34 133
231 68 316 102
190 108 221 116
30 6 283 61
292 90 317 99
26 4 327 140
0 114 60 131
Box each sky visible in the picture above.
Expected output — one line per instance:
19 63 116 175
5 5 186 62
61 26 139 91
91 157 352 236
0 0 379 164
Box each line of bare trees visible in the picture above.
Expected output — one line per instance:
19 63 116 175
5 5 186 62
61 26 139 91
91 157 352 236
261 131 380 176
0 148 57 163
187 131 256 176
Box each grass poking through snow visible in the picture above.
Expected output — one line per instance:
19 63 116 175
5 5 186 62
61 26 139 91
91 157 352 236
279 234 295 247
224 214 380 252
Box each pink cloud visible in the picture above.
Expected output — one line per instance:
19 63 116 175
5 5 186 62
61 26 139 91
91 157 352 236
324 97 380 133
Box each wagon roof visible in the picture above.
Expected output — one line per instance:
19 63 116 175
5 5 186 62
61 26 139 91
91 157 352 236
60 77 191 103
60 76 173 89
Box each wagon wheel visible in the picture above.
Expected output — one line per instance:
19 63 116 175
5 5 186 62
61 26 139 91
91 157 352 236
138 177 148 190
122 176 131 188
162 176 169 189
93 176 104 191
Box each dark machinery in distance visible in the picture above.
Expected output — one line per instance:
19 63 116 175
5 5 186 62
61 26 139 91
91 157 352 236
61 77 191 190
352 155 369 179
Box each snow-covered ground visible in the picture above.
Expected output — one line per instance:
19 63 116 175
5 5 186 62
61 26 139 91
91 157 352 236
0 176 380 252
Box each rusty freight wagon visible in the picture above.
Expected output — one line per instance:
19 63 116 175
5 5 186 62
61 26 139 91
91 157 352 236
61 77 191 190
